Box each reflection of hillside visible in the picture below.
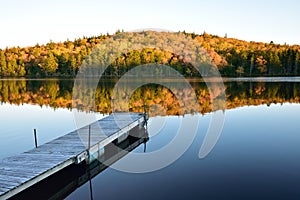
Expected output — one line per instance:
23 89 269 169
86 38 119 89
0 79 74 109
1 79 300 116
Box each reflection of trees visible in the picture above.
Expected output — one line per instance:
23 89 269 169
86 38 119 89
1 79 300 116
0 79 73 109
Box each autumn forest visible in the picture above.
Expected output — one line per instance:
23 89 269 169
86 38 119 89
0 31 300 77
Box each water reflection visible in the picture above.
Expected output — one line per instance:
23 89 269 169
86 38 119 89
65 103 300 200
1 79 300 199
0 103 77 159
1 79 300 116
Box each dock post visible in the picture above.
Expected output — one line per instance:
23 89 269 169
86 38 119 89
143 105 148 128
86 125 91 164
88 125 91 150
33 129 38 148
89 173 94 200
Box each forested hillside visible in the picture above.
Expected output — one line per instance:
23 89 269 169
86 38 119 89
0 31 299 77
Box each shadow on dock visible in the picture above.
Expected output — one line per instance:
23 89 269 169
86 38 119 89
9 125 149 200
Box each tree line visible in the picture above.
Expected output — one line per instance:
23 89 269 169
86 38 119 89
0 31 300 77
193 32 300 76
0 35 109 77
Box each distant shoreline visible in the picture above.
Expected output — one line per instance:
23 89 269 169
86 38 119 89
1 76 300 83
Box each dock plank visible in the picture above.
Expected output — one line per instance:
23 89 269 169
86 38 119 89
0 112 144 200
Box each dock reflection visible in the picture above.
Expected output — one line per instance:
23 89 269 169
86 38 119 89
10 125 149 200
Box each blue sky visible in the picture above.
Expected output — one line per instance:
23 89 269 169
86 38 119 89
0 0 299 48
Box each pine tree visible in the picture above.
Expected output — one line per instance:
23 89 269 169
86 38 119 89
69 55 77 76
294 51 300 75
40 52 58 75
269 51 281 75
0 51 7 76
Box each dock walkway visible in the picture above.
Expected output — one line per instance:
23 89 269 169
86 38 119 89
0 112 145 200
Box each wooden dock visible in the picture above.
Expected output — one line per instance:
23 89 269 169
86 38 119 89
0 112 146 200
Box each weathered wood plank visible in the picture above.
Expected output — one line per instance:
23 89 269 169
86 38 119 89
0 112 144 200
0 189 6 194
2 157 64 166
0 167 46 177
0 174 30 183
25 148 83 155
0 181 19 190
0 178 26 188
0 169 40 180
0 164 56 173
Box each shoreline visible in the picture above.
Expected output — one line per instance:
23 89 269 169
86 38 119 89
1 76 300 82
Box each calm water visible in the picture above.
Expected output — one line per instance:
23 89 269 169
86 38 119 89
1 79 300 199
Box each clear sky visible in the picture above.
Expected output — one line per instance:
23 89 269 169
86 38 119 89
0 0 299 48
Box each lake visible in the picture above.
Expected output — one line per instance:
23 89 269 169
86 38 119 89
1 78 300 199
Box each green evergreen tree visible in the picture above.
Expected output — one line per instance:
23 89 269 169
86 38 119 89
269 51 281 75
40 52 58 75
0 51 7 76
295 51 300 75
